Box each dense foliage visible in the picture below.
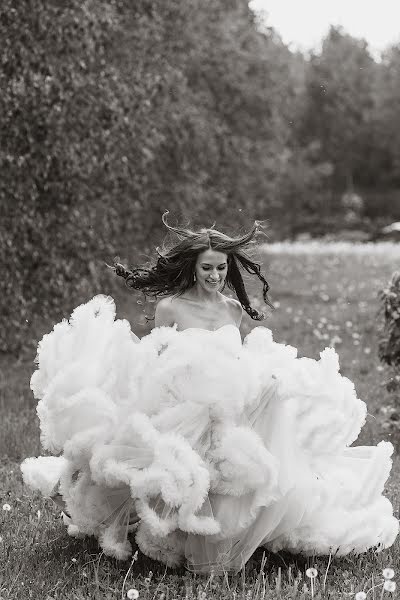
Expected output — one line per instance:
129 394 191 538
379 272 400 368
378 271 400 434
1 1 400 354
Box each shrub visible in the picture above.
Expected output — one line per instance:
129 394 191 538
378 271 400 369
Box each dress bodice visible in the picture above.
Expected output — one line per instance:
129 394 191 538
178 323 240 334
175 323 242 350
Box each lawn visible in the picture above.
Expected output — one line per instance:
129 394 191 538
1 242 400 600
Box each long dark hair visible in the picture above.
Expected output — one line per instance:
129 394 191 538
111 212 274 320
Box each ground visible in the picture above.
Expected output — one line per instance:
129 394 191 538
1 242 399 599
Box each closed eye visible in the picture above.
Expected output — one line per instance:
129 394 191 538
202 265 227 270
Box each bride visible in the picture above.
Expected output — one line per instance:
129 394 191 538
21 213 398 573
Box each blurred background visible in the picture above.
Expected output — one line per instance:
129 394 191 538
1 0 400 356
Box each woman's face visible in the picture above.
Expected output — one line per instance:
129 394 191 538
194 249 228 293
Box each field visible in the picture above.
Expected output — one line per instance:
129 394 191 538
1 242 400 600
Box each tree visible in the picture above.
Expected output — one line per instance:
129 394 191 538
299 26 377 193
371 45 400 187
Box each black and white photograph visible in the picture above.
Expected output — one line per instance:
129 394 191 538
1 1 400 598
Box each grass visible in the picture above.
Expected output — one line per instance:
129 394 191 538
1 243 400 599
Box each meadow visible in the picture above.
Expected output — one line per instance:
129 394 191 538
1 242 400 600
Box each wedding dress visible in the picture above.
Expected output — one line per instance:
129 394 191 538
21 295 399 573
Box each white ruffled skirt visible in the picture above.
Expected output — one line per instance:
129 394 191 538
21 295 399 573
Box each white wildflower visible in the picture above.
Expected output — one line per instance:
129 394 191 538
383 568 395 580
2 503 11 511
384 580 396 593
37 510 41 520
71 558 77 563
355 592 367 600
127 589 139 599
306 568 318 579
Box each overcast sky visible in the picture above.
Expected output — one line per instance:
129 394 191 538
249 0 400 56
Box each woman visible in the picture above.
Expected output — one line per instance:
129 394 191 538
21 214 398 573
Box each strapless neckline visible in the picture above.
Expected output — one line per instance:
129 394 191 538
178 323 239 334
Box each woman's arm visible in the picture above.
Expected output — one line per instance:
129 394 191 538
155 297 176 328
228 298 243 328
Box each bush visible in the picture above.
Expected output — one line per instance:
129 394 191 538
379 271 400 368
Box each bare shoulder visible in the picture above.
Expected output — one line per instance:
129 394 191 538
226 297 243 326
155 297 176 327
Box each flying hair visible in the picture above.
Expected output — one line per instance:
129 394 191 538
111 211 274 320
